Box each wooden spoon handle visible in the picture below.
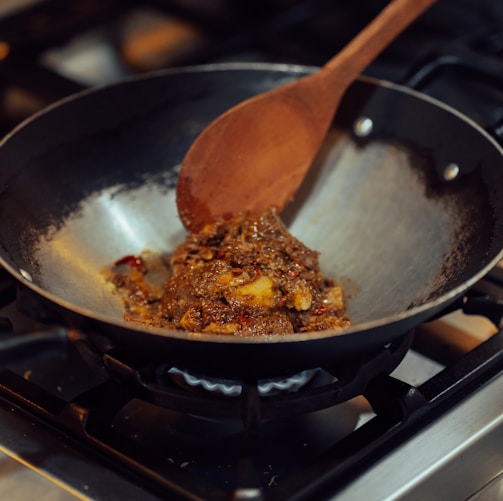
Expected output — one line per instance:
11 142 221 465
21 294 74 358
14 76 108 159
323 0 436 85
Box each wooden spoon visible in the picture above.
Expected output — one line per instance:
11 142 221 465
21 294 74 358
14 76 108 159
177 0 436 232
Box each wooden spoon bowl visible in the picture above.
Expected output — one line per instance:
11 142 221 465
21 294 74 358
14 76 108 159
177 0 437 232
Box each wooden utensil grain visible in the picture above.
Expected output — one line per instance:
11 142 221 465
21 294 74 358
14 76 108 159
176 0 437 232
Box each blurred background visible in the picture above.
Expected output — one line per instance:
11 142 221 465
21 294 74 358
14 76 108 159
0 0 502 138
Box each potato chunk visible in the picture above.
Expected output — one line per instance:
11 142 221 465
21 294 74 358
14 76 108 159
234 276 276 307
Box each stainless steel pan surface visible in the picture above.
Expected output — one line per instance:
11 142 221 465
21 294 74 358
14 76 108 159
0 63 502 377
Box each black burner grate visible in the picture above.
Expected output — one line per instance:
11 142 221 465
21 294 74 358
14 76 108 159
0 268 502 499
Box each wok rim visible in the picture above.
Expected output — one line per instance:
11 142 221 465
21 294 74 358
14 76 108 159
1 62 503 345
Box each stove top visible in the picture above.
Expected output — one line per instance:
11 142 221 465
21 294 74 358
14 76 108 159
0 1 503 499
0 273 501 500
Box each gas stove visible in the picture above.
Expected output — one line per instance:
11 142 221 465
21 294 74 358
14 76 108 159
0 1 502 500
0 271 502 500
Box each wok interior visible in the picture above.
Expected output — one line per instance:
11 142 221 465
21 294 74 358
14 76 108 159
0 66 502 334
27 134 470 324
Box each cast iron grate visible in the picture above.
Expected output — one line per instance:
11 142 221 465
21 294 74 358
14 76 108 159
0 268 502 499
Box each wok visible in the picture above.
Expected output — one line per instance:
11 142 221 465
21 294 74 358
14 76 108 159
0 63 502 378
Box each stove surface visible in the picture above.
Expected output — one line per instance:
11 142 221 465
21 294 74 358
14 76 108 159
0 344 443 500
0 269 501 500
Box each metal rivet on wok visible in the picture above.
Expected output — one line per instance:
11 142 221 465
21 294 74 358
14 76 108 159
353 116 374 137
19 268 33 282
443 163 460 181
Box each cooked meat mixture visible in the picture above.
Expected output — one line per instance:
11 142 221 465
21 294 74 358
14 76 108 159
109 208 350 335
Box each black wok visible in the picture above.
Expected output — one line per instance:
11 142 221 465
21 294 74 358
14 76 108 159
0 63 502 378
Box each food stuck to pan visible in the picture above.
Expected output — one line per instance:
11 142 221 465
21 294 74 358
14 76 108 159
108 208 350 336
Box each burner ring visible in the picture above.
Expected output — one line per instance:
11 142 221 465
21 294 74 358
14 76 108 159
167 367 318 397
